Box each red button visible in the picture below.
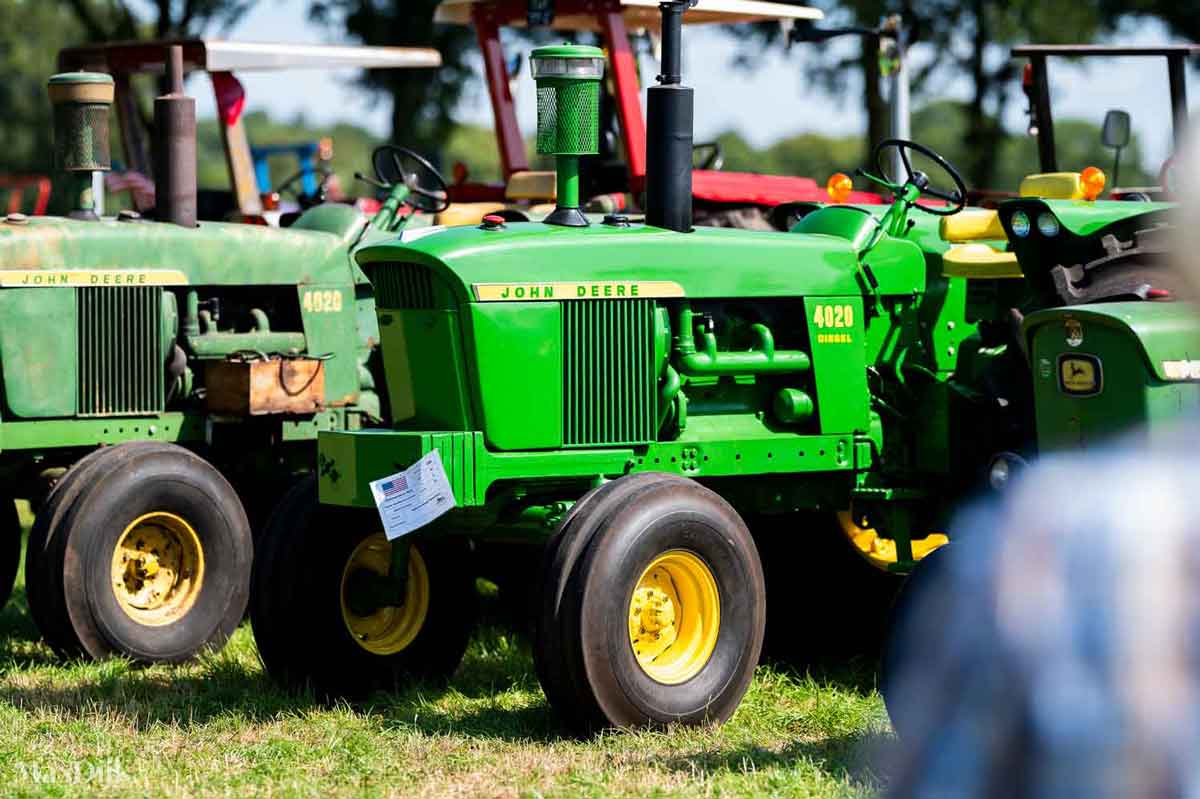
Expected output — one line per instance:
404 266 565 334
481 214 506 229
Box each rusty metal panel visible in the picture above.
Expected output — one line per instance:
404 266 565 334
206 355 325 416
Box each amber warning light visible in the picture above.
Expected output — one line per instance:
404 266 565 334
1081 166 1106 201
826 173 854 204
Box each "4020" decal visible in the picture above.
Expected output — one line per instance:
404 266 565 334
812 303 854 329
303 289 344 313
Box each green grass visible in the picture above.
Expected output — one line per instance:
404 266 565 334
0 532 891 798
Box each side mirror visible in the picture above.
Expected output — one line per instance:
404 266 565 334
1102 109 1131 150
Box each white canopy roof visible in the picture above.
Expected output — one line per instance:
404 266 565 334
59 40 442 75
435 0 822 30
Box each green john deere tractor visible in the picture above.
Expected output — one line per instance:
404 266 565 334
248 2 1014 725
250 4 1190 732
1 44 455 665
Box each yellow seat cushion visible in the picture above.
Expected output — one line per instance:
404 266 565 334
1019 172 1085 200
939 208 1006 243
505 171 558 202
435 202 506 227
943 244 1024 279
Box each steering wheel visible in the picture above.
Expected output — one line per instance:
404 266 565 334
870 139 967 217
371 145 450 214
693 142 724 171
274 167 333 209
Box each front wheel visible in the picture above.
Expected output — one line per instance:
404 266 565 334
535 474 766 734
251 477 477 700
27 443 252 662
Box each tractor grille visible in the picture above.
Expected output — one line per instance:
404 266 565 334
77 286 164 417
371 263 436 310
562 299 656 447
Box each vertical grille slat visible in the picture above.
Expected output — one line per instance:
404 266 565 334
562 299 655 447
77 286 164 417
372 262 436 309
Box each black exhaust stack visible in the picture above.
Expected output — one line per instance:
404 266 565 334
645 1 697 233
154 45 197 228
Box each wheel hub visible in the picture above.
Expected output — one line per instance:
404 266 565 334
111 512 204 626
340 534 430 656
627 550 720 685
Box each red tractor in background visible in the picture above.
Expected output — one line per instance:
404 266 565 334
436 0 883 228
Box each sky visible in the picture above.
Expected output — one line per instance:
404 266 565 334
177 0 1197 173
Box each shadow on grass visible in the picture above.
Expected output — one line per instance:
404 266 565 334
658 730 893 791
763 651 883 697
0 590 63 670
0 581 885 752
0 640 314 730
0 586 556 738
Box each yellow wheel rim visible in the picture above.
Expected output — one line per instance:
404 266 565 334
340 534 430 656
110 512 205 627
838 510 949 570
627 550 720 685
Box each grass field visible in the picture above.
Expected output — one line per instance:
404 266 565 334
0 530 893 798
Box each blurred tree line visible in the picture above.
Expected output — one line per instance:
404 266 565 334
0 0 1188 198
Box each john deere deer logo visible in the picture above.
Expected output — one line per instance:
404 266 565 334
1059 355 1101 396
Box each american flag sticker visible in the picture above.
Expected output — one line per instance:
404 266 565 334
379 476 408 497
368 450 457 540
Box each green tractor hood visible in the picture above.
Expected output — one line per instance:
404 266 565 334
355 222 866 303
0 215 355 287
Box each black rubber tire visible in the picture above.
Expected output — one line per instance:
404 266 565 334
26 443 176 655
536 473 766 734
756 511 902 665
38 443 252 662
251 477 477 701
0 496 21 612
533 473 681 730
880 544 953 740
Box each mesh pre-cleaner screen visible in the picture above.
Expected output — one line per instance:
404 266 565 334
536 83 600 156
53 104 111 171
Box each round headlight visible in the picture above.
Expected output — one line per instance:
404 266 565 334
987 452 1029 492
1037 212 1061 237
1010 210 1031 238
988 458 1010 491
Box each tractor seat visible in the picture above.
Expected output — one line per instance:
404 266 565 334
1019 172 1085 200
939 208 1006 243
435 202 507 227
942 243 1023 279
506 171 558 202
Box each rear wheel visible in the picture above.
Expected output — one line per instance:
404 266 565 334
880 544 954 740
27 443 252 662
535 474 765 734
0 496 22 613
757 511 903 664
251 477 477 700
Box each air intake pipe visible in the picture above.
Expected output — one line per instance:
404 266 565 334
154 45 198 228
645 0 697 233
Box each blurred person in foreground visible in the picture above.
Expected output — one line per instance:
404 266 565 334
884 139 1200 799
